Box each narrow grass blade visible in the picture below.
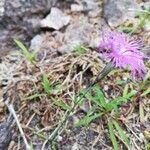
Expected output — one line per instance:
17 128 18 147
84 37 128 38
14 39 35 63
108 120 119 150
42 74 52 94
94 85 106 108
124 90 137 99
75 112 102 127
51 97 71 111
83 85 106 108
141 87 150 97
24 94 46 101
112 120 130 149
106 97 127 112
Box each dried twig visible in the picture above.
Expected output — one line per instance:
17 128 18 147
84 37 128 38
5 102 31 150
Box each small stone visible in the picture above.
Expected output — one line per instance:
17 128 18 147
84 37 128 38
57 136 63 142
88 10 101 18
139 133 145 141
0 0 5 17
40 7 70 30
71 4 84 12
30 35 43 51
104 85 109 91
71 142 78 150
85 0 99 11
123 76 128 81
89 37 101 48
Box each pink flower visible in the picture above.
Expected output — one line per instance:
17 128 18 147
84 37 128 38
99 31 147 79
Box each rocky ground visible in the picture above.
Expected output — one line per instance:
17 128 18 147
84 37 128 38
0 0 150 150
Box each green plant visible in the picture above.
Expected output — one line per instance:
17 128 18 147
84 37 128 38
136 6 150 30
75 107 103 127
42 74 53 94
14 39 36 63
75 85 135 149
121 6 150 34
80 85 136 112
73 44 87 56
42 74 63 94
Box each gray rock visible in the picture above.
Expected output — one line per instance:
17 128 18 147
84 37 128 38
40 7 70 30
0 0 57 55
71 4 84 12
71 0 101 18
71 0 99 12
103 0 140 27
58 18 93 53
30 35 43 51
0 0 5 17
0 116 13 150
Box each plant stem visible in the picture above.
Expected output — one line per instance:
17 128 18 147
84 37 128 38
42 62 113 149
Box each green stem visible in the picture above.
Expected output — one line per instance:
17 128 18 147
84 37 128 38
42 62 113 149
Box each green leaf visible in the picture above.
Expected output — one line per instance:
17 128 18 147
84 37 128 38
51 97 71 111
75 112 102 127
94 85 106 108
124 90 137 99
42 74 52 94
141 87 150 97
138 9 150 28
108 120 119 150
112 120 130 149
123 84 137 99
106 97 128 112
24 93 46 101
106 89 136 112
83 85 106 108
14 39 35 63
77 88 90 105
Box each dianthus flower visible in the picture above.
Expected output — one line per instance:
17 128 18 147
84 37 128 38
99 31 147 79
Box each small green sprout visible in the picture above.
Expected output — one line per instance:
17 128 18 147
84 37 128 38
14 39 36 63
73 44 87 56
42 74 52 94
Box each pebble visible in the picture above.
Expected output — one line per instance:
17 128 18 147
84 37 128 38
30 34 43 51
40 7 70 30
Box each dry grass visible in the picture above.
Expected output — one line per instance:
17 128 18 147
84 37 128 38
0 46 150 149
